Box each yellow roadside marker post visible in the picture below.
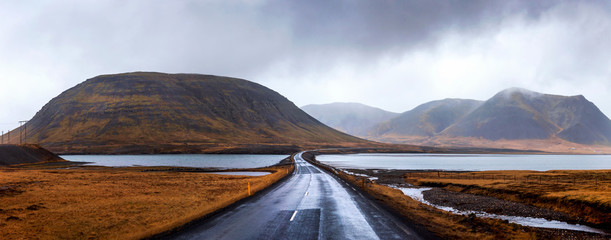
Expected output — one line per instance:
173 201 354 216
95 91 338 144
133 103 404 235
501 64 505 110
248 182 251 196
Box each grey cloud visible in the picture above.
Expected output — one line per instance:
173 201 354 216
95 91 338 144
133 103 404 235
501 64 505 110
0 0 584 78
3 1 289 78
0 0 610 128
261 0 561 57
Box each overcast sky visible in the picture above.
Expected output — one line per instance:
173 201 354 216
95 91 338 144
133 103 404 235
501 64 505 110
1 0 610 130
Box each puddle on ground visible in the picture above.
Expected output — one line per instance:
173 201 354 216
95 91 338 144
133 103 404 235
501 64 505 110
207 171 271 176
393 186 606 235
341 170 378 181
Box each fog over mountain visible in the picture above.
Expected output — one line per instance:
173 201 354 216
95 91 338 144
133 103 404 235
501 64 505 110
309 88 611 146
302 102 399 136
442 88 611 145
372 99 482 137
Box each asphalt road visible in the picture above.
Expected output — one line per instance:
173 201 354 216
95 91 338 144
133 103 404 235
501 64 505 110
166 152 427 240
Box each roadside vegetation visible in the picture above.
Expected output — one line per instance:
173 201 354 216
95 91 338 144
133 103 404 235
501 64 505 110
408 170 610 229
0 163 293 239
305 152 609 239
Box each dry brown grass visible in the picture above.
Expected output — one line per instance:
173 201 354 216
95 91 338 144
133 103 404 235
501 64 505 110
340 172 608 239
407 170 611 226
331 171 541 240
302 151 610 239
0 164 293 240
297 152 535 239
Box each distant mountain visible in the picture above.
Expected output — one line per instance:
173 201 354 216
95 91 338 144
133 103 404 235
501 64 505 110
301 102 399 136
371 99 482 137
442 88 611 145
368 88 611 147
4 72 367 154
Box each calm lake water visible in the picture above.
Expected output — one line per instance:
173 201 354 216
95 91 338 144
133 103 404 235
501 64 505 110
208 172 271 176
317 154 611 171
61 154 288 169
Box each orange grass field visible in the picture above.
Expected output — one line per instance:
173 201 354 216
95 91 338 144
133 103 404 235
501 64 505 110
303 151 609 239
332 171 540 239
0 164 292 239
333 170 611 239
304 156 537 239
407 170 611 227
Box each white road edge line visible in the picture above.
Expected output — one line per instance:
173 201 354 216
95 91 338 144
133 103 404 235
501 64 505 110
290 210 298 221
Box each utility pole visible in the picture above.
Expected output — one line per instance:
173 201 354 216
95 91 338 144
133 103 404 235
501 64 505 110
19 121 28 144
1 130 3 144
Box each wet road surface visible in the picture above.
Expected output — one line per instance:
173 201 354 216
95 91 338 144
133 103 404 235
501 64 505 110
166 152 426 240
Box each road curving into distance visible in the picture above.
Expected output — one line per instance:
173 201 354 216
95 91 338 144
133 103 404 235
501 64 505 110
165 152 428 240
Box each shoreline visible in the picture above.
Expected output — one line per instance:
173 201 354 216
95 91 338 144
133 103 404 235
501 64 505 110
306 152 610 239
346 168 609 229
0 159 294 239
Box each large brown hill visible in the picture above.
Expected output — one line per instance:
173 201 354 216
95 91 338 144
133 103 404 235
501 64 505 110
3 72 367 154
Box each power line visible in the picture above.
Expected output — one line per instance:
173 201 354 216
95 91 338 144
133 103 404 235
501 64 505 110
18 121 28 144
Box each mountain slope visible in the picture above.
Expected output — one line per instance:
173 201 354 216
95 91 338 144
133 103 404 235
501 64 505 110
371 99 482 137
6 72 367 154
552 95 611 144
301 102 399 136
0 144 65 166
442 88 611 144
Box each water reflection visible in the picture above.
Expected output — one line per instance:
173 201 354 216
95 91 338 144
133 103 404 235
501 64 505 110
61 154 287 169
318 154 611 171
394 186 606 234
207 171 271 176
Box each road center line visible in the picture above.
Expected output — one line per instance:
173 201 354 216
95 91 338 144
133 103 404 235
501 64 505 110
289 210 298 222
